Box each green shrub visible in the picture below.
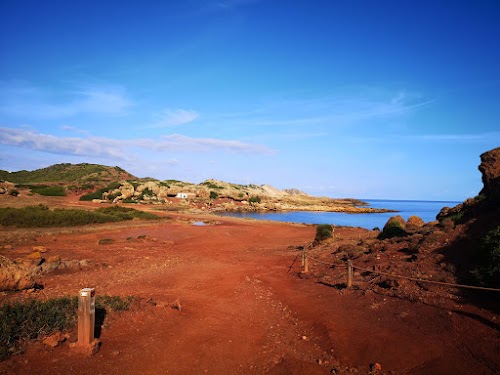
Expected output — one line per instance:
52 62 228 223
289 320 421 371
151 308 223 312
79 182 121 201
201 181 223 189
0 297 77 360
28 185 66 196
378 216 407 239
140 188 155 199
9 189 19 197
248 196 261 204
0 295 134 360
471 226 500 287
0 205 158 228
209 191 218 200
315 224 333 242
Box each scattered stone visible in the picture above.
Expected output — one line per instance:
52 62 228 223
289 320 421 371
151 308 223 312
47 255 61 263
32 246 48 253
69 339 100 356
42 332 67 348
301 335 308 340
27 251 42 259
370 362 382 373
3 245 13 251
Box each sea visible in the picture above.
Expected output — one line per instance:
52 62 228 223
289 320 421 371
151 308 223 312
217 199 462 230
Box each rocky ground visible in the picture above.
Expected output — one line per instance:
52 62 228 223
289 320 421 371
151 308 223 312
0 207 499 374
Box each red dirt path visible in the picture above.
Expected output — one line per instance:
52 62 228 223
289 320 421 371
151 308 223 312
1 209 499 374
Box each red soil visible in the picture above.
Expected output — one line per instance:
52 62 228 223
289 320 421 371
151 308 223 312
0 199 499 374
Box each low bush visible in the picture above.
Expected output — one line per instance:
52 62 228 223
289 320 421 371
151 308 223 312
0 297 77 360
209 191 218 200
0 295 134 360
0 205 158 228
471 226 500 287
248 196 261 204
378 216 407 239
315 224 333 242
79 182 121 201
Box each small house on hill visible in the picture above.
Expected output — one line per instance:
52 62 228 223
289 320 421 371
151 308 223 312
176 192 188 199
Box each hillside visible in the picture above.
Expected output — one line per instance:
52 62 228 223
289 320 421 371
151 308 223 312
0 163 391 213
0 163 135 184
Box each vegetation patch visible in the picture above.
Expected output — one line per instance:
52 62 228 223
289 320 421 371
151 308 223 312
315 224 333 243
79 182 122 201
209 191 218 200
0 205 158 228
201 181 223 190
0 163 135 184
471 226 500 287
0 295 134 360
378 216 407 239
248 196 261 204
16 184 67 196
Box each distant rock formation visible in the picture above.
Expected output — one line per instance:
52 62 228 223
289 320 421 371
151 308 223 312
438 147 500 222
478 147 500 201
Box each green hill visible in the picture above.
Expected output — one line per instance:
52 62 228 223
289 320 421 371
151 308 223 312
0 163 136 184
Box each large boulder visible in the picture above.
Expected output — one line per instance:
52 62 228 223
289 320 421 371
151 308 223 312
0 255 37 291
478 147 500 200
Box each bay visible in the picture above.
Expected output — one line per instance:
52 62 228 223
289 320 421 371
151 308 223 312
217 199 461 230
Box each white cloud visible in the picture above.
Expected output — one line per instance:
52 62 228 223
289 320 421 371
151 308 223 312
150 108 199 127
0 127 275 161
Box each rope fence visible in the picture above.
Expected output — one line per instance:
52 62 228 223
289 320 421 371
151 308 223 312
297 250 500 293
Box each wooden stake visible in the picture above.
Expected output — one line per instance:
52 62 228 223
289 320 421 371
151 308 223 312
304 253 309 273
347 260 353 288
78 288 95 347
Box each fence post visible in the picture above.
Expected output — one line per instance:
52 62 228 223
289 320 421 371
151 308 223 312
347 260 353 288
303 252 309 273
78 288 96 347
301 250 305 266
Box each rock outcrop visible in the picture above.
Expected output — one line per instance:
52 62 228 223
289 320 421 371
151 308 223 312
0 255 37 291
438 147 500 222
478 147 500 200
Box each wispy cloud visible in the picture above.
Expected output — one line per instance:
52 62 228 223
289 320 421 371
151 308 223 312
0 82 132 119
213 89 435 129
0 127 275 160
149 108 199 127
346 132 500 144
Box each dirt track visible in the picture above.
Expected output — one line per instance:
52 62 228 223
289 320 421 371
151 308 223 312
1 211 499 375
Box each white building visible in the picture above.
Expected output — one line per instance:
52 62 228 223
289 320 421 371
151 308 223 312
175 192 188 199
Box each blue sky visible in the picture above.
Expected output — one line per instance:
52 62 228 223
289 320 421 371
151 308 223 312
1 0 499 200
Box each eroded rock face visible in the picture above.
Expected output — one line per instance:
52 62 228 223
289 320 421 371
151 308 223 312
0 255 37 291
478 147 500 200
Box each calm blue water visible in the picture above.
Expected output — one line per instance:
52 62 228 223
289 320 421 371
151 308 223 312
218 200 461 230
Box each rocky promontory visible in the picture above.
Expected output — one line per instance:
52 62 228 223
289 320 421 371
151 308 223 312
0 163 394 214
